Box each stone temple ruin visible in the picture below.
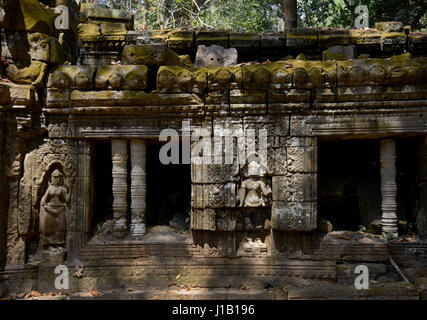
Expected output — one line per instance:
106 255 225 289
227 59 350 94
0 0 426 299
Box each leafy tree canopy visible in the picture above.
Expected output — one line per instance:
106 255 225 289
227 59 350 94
86 0 426 31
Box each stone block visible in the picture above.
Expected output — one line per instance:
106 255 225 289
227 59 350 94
286 28 318 48
48 66 97 89
192 183 237 209
122 44 184 68
87 7 133 22
292 60 336 89
6 61 48 87
375 21 403 32
46 88 71 108
100 22 127 36
1 0 55 34
271 201 317 231
28 33 65 64
191 209 216 231
126 30 170 46
229 33 261 48
290 115 312 136
287 146 317 173
261 33 286 48
78 23 101 40
157 66 208 94
95 65 148 90
322 45 356 61
242 62 292 90
196 31 229 48
208 66 242 90
272 173 316 202
168 31 195 49
318 29 350 47
349 29 381 47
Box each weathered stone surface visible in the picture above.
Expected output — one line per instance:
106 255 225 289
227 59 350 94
100 22 128 36
318 29 350 47
168 31 195 49
191 209 216 230
87 7 133 22
157 66 208 94
322 45 356 61
272 201 317 231
78 23 101 39
1 31 65 64
337 59 427 87
196 31 229 48
319 219 333 233
46 88 71 108
95 65 148 90
7 83 35 105
272 173 316 202
195 45 238 68
208 66 242 90
286 28 318 48
192 183 236 209
48 66 96 89
229 33 261 48
261 33 286 48
126 30 170 46
6 61 48 86
70 91 203 109
28 33 65 64
287 145 317 173
1 0 55 34
122 45 184 68
375 21 403 32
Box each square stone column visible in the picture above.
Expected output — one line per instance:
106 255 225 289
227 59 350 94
380 139 398 237
111 140 128 233
130 140 147 237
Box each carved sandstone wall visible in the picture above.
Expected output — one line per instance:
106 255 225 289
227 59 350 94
0 1 426 296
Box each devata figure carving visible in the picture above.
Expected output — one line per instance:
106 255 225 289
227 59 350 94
237 179 272 207
40 169 71 248
237 155 272 207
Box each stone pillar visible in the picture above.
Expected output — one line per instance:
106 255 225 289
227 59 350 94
130 140 147 237
418 137 427 239
380 139 398 237
111 140 128 232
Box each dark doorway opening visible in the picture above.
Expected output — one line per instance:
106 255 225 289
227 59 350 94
396 138 420 234
146 142 191 227
91 140 113 234
318 139 381 231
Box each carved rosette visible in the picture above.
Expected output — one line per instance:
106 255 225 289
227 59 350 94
130 140 147 237
111 140 128 232
380 139 398 237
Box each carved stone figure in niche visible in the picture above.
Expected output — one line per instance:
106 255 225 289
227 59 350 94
237 154 271 207
40 169 71 248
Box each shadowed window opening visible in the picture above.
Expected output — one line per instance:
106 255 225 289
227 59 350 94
396 137 420 234
318 139 381 231
91 140 113 235
146 142 191 229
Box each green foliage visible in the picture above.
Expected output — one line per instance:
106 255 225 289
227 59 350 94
298 0 426 30
358 225 367 232
88 0 426 31
383 230 397 241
